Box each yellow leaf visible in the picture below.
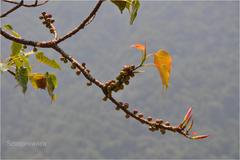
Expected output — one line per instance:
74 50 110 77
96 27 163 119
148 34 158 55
154 49 172 90
29 73 47 89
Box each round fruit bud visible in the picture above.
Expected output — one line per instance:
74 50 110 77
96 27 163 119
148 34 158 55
33 47 38 52
124 103 129 109
60 57 65 61
82 63 86 67
160 128 166 135
119 85 124 90
63 59 68 63
148 126 155 132
50 29 55 33
42 21 47 25
124 80 129 85
133 109 138 114
39 16 44 20
147 116 152 121
165 121 170 126
119 102 123 106
125 114 130 119
71 64 76 69
102 97 107 101
51 20 55 23
47 14 52 18
86 69 90 73
76 70 81 75
138 113 144 118
87 82 92 86
155 119 163 124
42 12 46 16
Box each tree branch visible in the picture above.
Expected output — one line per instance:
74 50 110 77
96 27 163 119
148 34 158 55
55 0 105 44
0 0 23 18
0 0 205 140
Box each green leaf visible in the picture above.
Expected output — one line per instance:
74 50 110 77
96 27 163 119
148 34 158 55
35 52 61 70
0 62 9 72
130 0 140 25
111 0 127 13
140 42 147 66
3 24 21 37
125 0 132 11
15 67 28 94
11 41 22 56
45 72 58 102
21 55 32 72
4 24 13 30
8 54 32 71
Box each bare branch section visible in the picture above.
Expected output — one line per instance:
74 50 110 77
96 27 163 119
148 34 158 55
1 0 23 18
1 0 48 18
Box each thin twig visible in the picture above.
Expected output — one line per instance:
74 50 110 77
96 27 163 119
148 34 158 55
0 0 23 18
2 0 48 7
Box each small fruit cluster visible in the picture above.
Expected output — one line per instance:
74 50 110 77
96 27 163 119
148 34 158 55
39 12 55 34
60 57 92 86
102 65 135 101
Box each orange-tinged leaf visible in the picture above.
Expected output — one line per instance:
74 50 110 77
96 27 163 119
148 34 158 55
179 107 192 129
183 107 192 123
191 131 198 135
154 49 172 89
191 135 208 140
131 43 145 51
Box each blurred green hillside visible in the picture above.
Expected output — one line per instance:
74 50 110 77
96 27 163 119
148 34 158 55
1 1 239 159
